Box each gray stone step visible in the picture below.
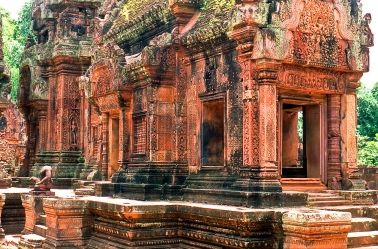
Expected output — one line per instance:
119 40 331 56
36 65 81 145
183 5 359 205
34 224 47 238
348 231 378 247
308 196 346 201
39 214 46 226
351 217 378 233
18 234 45 249
308 200 352 207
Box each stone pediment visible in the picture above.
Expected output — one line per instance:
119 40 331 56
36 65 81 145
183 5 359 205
105 0 174 45
250 0 373 72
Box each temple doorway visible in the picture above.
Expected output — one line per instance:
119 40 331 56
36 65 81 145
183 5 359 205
201 98 225 167
108 116 119 179
279 98 326 189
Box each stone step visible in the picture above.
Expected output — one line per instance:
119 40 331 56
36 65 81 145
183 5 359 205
39 214 46 225
281 178 327 192
308 200 352 207
18 234 45 249
348 231 378 247
351 217 378 233
349 246 378 249
34 224 47 238
322 206 370 218
74 188 95 196
308 196 346 201
2 234 21 249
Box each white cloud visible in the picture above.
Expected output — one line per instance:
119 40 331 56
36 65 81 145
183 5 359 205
0 0 28 19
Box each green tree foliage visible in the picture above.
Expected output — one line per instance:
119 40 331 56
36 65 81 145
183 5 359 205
358 134 378 166
357 82 378 165
357 83 378 139
1 0 33 102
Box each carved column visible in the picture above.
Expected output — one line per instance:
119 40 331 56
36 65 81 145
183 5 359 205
101 113 109 180
118 108 129 169
231 23 281 191
341 77 365 190
327 94 342 189
253 59 281 191
38 110 48 151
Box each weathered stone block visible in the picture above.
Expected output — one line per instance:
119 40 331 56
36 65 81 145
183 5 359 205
282 209 351 249
21 194 44 235
42 198 92 249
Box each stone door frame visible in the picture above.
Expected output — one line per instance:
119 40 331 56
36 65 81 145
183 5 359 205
278 94 327 184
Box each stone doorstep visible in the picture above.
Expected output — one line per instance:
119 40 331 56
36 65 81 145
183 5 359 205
39 214 46 225
351 217 378 233
33 225 47 238
348 230 378 247
280 178 327 192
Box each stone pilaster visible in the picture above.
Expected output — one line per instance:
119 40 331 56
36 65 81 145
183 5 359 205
252 59 281 191
101 113 109 180
38 110 48 151
282 210 351 248
341 76 366 190
43 198 92 249
327 94 342 189
118 108 129 169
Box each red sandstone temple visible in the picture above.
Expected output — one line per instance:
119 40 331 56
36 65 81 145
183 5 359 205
12 0 373 204
1 0 378 248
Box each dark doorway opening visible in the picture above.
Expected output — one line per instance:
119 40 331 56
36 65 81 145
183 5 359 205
201 99 224 166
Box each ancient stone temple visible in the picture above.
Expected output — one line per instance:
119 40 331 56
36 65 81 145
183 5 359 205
17 0 373 203
1 0 378 248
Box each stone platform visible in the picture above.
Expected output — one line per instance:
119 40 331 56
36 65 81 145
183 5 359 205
1 188 378 248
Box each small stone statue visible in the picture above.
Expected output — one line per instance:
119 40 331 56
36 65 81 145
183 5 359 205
30 165 53 191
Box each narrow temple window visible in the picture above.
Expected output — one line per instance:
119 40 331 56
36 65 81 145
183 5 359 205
133 116 146 154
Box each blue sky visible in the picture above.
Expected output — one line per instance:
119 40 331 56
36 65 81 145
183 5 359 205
1 0 378 87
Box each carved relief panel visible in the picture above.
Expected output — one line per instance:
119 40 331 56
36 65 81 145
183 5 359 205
278 64 346 94
92 67 114 96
